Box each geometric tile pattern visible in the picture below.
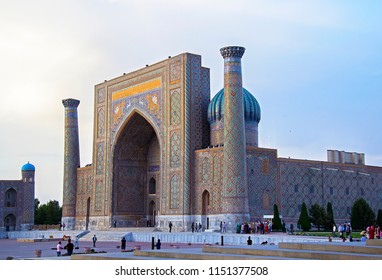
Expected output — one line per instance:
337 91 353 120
170 130 181 168
221 47 248 215
170 89 181 125
96 143 104 175
202 157 211 182
170 174 180 209
279 159 382 222
62 99 80 219
97 107 105 138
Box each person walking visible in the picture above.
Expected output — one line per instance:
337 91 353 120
56 241 63 257
92 235 97 247
169 221 173 232
121 237 126 251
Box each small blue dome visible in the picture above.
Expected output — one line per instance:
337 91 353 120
207 88 261 124
21 162 35 171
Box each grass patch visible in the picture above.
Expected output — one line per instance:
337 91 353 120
296 231 362 238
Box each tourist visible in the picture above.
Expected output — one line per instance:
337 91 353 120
247 236 253 245
191 222 195 233
92 234 97 247
332 224 337 237
65 239 74 256
369 225 375 239
198 223 202 232
56 241 63 257
121 237 126 251
156 239 161 249
169 221 173 232
376 226 381 239
220 221 223 233
222 222 227 233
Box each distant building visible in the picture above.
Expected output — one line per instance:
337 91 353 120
61 46 382 231
0 162 35 231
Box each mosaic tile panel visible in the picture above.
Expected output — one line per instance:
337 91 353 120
170 174 180 209
170 89 181 125
202 157 211 182
97 88 106 104
97 107 105 138
170 61 181 84
96 143 105 175
170 130 181 168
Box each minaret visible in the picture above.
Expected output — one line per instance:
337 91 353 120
62 98 80 230
221 46 250 226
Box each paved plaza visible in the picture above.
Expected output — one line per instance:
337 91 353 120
1 230 381 260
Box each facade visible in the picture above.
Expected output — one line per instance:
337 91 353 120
62 46 382 231
0 162 35 231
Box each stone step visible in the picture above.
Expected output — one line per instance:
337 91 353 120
366 239 382 246
203 245 382 260
279 242 382 255
133 248 302 260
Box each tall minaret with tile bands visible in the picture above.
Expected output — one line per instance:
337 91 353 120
221 46 250 225
62 98 80 230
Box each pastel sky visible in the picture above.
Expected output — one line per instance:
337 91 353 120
0 0 381 204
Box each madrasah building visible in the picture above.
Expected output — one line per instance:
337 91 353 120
61 46 382 232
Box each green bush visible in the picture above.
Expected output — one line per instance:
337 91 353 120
298 202 311 231
272 204 283 231
350 198 375 230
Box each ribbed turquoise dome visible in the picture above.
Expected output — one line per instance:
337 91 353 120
21 162 35 171
207 88 261 123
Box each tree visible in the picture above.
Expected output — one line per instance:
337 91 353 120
35 199 62 225
324 202 335 231
376 209 382 227
272 204 283 231
350 198 375 230
298 202 311 231
309 204 326 231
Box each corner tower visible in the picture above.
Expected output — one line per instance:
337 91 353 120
221 46 250 226
62 98 80 230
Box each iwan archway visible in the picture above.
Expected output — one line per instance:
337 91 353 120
112 112 161 227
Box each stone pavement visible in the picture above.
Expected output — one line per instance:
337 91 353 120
1 229 379 260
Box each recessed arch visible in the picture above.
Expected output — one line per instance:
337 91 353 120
5 188 17 207
112 111 161 226
149 177 156 194
4 213 16 231
202 190 210 216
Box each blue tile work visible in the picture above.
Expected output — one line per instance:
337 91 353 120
279 158 382 222
62 99 80 227
247 148 278 220
221 46 249 216
67 47 382 231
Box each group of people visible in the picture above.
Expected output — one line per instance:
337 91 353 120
56 239 74 256
56 235 97 257
235 221 277 234
333 223 352 240
191 222 202 233
361 225 382 240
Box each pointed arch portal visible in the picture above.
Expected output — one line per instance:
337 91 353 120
112 112 160 227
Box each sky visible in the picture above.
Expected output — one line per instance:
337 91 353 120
0 0 381 204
